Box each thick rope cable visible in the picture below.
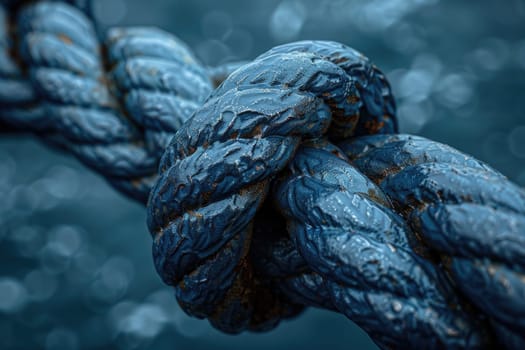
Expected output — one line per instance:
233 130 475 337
340 134 525 348
147 39 397 333
0 1 212 202
273 140 492 349
147 40 524 347
1 2 524 349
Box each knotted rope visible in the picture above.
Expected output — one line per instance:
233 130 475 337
147 39 395 330
1 2 524 349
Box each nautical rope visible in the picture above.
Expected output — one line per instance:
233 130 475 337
1 2 523 349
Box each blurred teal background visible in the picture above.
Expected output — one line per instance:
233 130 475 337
1 0 524 349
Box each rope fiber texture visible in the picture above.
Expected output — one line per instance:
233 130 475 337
1 2 524 349
0 0 213 202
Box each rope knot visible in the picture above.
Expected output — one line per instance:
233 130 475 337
147 41 396 332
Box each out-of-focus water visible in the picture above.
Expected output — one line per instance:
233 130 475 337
1 0 524 349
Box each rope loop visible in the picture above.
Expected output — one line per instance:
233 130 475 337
147 40 397 332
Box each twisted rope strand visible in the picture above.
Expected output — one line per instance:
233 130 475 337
340 134 525 348
0 1 212 201
273 140 491 349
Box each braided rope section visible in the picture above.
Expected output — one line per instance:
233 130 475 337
0 1 212 202
340 134 525 348
147 40 399 333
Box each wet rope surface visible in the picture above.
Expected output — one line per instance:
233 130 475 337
1 2 524 349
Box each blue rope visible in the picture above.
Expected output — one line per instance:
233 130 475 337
340 134 525 348
273 140 490 348
1 2 524 349
0 1 212 201
147 39 397 333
